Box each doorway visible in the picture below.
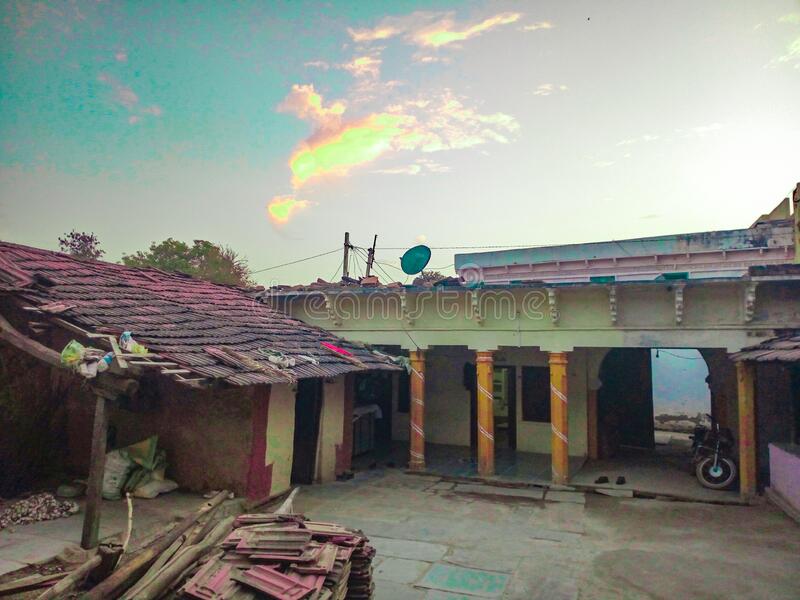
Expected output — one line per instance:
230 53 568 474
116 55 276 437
291 378 323 485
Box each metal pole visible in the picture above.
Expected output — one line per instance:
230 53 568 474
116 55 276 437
342 232 350 279
366 234 377 277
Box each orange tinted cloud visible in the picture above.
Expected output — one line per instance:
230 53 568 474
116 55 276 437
285 89 518 186
267 195 310 224
277 84 346 126
414 12 521 47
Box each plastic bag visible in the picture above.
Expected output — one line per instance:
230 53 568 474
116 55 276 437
120 331 148 354
102 450 134 500
132 478 178 499
60 340 87 367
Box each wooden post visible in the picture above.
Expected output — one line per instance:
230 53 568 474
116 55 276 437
409 350 426 471
549 352 569 485
476 351 495 477
736 361 757 501
81 394 109 549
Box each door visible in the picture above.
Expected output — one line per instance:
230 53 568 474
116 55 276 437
291 378 323 485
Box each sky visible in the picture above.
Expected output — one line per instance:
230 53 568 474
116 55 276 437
1 0 799 286
651 349 710 417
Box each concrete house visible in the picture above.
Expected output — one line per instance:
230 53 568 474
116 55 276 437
267 188 800 503
0 241 397 548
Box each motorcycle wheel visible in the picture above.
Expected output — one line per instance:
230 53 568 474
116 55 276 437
696 456 737 490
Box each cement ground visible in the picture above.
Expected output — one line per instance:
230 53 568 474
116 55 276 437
295 469 800 600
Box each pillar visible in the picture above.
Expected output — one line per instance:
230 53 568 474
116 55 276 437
409 350 426 471
81 394 108 549
476 351 495 477
736 361 757 501
549 352 569 485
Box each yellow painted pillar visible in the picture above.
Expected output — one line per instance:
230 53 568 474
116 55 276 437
409 350 426 471
549 352 569 485
476 351 495 477
736 361 757 501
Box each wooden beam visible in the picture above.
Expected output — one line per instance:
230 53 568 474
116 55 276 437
476 351 495 477
736 361 757 502
408 350 426 471
81 395 109 549
549 352 569 485
0 312 62 368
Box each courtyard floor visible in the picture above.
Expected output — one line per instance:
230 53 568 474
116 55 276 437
295 468 800 600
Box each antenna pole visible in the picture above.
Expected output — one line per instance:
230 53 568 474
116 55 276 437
342 232 351 280
366 234 377 277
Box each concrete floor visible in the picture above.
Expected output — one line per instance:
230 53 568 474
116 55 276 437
295 469 800 600
0 492 219 576
356 441 740 503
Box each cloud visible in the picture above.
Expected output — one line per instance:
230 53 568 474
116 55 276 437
523 21 554 31
593 160 615 168
267 195 311 224
372 158 451 176
283 88 517 186
413 12 521 47
532 83 567 96
373 164 422 175
348 24 400 43
115 50 128 62
778 14 800 25
347 11 521 49
277 84 346 127
342 55 381 79
98 73 162 124
304 60 330 70
616 134 660 146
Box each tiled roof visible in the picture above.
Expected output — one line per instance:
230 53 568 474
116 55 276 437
731 333 800 363
0 241 398 386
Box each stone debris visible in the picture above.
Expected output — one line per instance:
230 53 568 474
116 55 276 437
0 493 79 530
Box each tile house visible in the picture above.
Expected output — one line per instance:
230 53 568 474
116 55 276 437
0 240 398 548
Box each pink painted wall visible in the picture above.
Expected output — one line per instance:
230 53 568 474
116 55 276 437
769 443 800 512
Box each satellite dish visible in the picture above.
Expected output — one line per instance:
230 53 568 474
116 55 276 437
400 245 432 275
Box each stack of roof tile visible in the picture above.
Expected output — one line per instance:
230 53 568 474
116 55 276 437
182 513 374 599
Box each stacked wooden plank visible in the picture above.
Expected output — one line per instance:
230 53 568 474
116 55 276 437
181 513 374 600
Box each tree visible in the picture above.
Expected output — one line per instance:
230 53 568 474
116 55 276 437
58 230 105 260
419 270 446 283
121 238 254 287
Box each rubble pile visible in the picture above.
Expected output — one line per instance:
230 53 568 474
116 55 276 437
0 492 78 529
182 513 375 600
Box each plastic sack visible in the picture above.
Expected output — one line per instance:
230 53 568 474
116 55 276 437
132 478 178 499
101 450 134 500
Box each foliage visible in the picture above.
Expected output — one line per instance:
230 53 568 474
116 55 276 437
58 230 105 260
121 238 254 287
418 270 446 283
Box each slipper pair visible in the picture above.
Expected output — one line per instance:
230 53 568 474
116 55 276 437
595 476 626 485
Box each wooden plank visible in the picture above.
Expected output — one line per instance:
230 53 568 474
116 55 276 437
0 572 65 596
736 361 757 502
81 395 108 549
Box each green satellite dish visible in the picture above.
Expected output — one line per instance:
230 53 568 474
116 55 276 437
401 245 432 275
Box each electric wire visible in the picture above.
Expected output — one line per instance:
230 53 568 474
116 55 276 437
252 248 340 273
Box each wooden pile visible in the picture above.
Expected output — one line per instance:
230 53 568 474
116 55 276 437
180 513 375 599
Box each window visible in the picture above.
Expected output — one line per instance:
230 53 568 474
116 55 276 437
522 366 550 422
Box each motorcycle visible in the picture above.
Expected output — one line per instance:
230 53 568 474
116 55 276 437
690 414 738 490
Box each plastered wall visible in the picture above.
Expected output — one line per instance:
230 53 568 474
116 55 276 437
265 383 296 496
392 346 591 457
424 347 473 446
316 377 345 483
